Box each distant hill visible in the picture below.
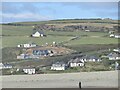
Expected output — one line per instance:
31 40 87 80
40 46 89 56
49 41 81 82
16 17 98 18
2 18 118 26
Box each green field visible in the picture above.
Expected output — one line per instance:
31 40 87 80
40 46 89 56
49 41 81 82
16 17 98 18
1 24 118 48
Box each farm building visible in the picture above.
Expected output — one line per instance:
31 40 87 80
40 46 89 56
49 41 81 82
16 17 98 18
32 31 46 37
23 67 36 74
68 58 85 67
51 62 68 71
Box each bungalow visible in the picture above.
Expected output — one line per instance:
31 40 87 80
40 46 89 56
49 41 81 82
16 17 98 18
82 55 101 62
107 53 120 60
32 31 46 38
17 43 37 48
51 62 67 71
23 67 36 74
68 58 85 67
0 63 12 69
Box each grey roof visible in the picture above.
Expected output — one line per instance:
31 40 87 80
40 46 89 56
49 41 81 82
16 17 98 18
52 61 66 67
69 58 84 63
108 53 119 57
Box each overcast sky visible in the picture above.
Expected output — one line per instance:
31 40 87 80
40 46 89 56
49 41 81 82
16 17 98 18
1 2 118 23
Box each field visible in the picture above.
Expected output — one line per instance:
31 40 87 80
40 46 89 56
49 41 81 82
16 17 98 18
1 24 118 48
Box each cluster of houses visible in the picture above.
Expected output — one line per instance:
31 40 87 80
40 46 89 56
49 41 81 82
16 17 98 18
51 55 101 71
17 49 53 59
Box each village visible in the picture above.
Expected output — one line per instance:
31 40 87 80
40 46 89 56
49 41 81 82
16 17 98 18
1 19 120 75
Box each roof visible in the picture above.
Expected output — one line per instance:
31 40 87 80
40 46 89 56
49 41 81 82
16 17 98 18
52 61 66 67
108 53 119 57
33 31 44 35
69 58 84 63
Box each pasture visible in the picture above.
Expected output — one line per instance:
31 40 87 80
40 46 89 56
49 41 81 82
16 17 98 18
1 25 118 48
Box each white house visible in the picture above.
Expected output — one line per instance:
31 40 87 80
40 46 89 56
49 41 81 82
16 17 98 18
68 58 85 67
17 43 37 48
32 31 45 38
23 67 36 74
51 62 67 71
0 63 12 69
114 35 120 39
110 34 115 38
113 48 120 53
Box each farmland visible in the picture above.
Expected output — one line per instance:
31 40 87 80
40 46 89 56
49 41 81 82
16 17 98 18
1 23 118 48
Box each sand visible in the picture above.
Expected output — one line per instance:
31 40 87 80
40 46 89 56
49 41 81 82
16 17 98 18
1 71 119 88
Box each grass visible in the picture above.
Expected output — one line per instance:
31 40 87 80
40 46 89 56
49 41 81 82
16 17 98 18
65 37 118 45
2 25 118 48
2 35 72 47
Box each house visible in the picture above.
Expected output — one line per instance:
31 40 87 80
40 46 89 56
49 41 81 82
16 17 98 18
51 62 68 71
17 54 39 59
68 58 85 67
17 43 37 48
110 34 115 38
23 67 36 74
32 31 46 37
114 35 120 39
81 55 101 62
0 63 12 69
113 48 120 53
107 53 120 60
33 50 49 56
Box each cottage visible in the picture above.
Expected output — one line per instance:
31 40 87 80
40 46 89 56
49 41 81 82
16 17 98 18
32 31 46 37
51 62 67 71
23 67 36 74
0 63 12 69
107 53 120 60
68 58 85 67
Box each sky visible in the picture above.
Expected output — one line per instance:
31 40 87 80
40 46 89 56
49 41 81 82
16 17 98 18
1 2 118 23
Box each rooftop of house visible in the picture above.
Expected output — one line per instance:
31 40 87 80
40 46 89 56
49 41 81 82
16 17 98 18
52 61 66 67
108 53 119 57
69 58 84 63
33 31 45 35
